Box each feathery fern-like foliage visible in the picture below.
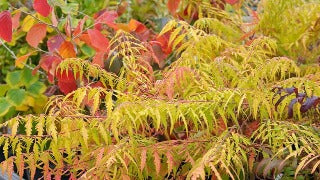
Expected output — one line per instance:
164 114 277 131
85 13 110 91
0 0 320 179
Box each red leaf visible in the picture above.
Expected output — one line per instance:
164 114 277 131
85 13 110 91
58 41 77 59
87 29 109 53
51 10 58 27
33 0 52 17
92 52 106 68
47 35 64 52
149 42 167 68
94 10 118 31
56 70 77 95
90 81 105 88
226 0 239 5
65 18 71 37
26 23 47 48
167 0 181 15
95 10 118 26
128 19 146 32
73 16 88 37
39 55 62 83
0 11 12 42
156 32 172 54
12 11 21 30
127 19 150 41
244 121 260 137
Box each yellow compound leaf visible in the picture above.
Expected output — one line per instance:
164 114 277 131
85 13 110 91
9 118 19 136
25 116 32 136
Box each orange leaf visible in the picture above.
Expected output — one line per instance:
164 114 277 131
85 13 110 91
115 23 131 32
58 41 76 59
33 0 52 17
79 33 92 46
15 53 32 68
0 11 12 42
128 19 141 31
7 157 14 180
17 155 25 178
87 29 109 53
167 0 181 15
92 52 106 68
26 23 47 48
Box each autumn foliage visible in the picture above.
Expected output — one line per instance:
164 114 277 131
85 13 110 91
0 0 320 179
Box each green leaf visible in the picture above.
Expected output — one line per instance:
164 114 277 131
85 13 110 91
21 68 39 88
27 82 47 96
5 71 22 88
61 3 79 15
0 97 11 117
0 84 9 96
81 44 96 57
6 89 27 106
